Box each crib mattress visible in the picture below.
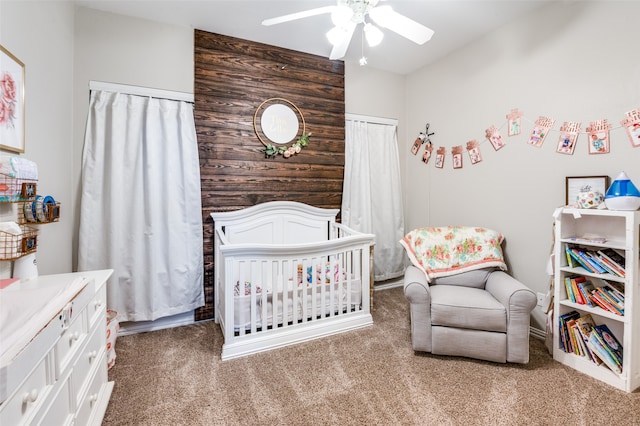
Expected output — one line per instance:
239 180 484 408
233 279 362 331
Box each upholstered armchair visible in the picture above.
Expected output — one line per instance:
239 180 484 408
400 226 537 364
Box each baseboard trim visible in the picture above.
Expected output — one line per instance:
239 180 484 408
115 302 549 343
118 311 197 336
373 279 403 291
529 326 546 340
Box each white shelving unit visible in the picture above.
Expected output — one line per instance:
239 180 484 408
553 208 639 392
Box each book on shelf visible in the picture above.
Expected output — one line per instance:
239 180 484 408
590 286 624 316
564 275 587 304
583 252 608 274
565 244 626 278
577 280 595 308
567 235 607 244
571 276 586 304
564 277 575 303
567 247 598 273
558 311 625 375
599 285 624 308
565 246 576 268
584 251 612 274
596 255 625 278
597 248 626 277
569 320 589 357
559 310 581 353
603 281 625 299
587 334 622 374
574 314 602 365
592 324 623 366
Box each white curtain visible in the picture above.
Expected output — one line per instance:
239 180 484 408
78 89 204 322
342 116 405 282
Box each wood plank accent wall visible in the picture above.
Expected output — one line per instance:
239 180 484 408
194 30 346 320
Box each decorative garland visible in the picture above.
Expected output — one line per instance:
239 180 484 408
413 107 640 169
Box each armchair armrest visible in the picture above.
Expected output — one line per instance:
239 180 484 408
403 265 433 352
485 271 537 314
485 271 537 363
403 265 431 304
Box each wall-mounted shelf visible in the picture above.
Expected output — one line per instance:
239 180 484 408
18 198 60 224
0 225 38 261
0 173 37 203
0 173 59 267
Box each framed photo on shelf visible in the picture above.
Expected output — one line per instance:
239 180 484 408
0 44 25 153
565 175 609 205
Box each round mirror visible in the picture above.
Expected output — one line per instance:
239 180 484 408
261 103 299 144
254 98 306 148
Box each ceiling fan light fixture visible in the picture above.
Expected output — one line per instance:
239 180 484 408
364 23 384 47
331 5 354 27
326 26 347 46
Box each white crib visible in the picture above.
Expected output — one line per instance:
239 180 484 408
211 201 375 360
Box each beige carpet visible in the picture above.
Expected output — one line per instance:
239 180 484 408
103 287 639 425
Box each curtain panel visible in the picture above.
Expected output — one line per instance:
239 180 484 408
78 89 204 322
343 117 405 282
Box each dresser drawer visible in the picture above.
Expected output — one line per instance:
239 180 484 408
34 373 73 426
75 351 108 426
54 282 95 376
71 320 106 406
88 282 107 329
0 355 53 426
55 305 88 377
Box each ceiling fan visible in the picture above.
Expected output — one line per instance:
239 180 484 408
262 0 434 60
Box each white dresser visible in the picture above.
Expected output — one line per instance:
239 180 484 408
0 270 114 425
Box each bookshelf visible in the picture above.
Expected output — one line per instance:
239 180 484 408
553 208 639 392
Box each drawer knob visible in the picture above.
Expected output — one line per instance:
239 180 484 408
70 331 80 342
94 300 104 309
22 388 39 404
89 393 99 404
89 350 98 361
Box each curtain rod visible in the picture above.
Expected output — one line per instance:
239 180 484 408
89 81 194 103
345 113 398 126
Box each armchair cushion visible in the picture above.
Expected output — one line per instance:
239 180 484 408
431 285 507 332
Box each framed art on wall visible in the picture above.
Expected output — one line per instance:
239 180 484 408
565 175 609 205
0 45 25 153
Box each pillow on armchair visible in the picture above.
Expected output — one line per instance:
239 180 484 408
429 267 497 289
400 226 507 282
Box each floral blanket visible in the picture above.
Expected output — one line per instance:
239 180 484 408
400 226 507 281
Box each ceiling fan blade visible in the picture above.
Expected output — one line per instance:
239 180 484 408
262 6 335 26
369 5 434 45
329 21 356 60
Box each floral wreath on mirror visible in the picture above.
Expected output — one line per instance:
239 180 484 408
254 97 311 159
262 132 311 158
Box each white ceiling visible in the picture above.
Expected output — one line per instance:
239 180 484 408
74 0 553 75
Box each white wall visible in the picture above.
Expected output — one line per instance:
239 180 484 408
0 1 74 275
404 1 640 329
345 62 408 236
5 1 638 332
72 6 194 269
